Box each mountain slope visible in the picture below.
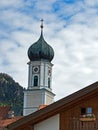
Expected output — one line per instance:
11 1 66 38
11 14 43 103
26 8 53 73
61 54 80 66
0 73 24 116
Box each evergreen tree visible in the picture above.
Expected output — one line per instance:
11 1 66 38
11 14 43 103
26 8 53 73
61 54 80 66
0 73 24 116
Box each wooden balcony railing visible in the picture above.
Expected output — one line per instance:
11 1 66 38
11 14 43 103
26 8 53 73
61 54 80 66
70 118 98 130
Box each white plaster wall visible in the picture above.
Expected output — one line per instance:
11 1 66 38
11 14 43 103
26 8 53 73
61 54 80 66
24 90 44 107
23 89 55 116
45 92 54 104
44 63 48 87
23 107 38 116
34 114 59 130
40 62 44 86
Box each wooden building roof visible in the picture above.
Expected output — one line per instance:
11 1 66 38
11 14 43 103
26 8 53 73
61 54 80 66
7 81 98 130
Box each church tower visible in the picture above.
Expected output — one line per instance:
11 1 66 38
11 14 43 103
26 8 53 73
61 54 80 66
23 20 55 116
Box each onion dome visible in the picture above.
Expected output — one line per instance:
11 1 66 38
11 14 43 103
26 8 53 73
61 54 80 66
28 20 54 62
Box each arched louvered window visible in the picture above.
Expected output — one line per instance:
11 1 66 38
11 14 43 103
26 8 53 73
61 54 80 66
48 77 50 88
34 75 38 86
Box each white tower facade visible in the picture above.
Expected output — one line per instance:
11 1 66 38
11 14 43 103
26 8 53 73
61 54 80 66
23 21 55 116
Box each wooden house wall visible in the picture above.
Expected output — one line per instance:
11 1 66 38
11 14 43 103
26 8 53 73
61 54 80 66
60 94 98 130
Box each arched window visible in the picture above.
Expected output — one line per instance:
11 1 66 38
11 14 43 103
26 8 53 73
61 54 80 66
34 75 38 86
48 77 50 88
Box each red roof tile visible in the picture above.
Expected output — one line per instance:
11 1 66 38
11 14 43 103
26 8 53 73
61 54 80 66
0 106 11 119
39 105 48 110
0 117 22 127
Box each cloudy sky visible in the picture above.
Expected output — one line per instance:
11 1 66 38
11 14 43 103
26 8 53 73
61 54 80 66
0 0 98 101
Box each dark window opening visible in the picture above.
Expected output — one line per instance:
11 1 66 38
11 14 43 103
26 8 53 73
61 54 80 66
34 76 38 86
81 108 86 115
48 78 50 88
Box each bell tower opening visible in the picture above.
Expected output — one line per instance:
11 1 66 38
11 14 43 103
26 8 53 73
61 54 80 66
48 77 50 88
33 75 38 87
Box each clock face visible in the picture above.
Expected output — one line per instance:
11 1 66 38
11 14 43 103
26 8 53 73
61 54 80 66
33 66 39 73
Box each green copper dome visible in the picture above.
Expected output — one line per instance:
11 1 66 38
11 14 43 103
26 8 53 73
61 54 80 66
28 31 54 62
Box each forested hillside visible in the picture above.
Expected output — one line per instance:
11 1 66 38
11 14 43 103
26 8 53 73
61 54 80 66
0 73 24 116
